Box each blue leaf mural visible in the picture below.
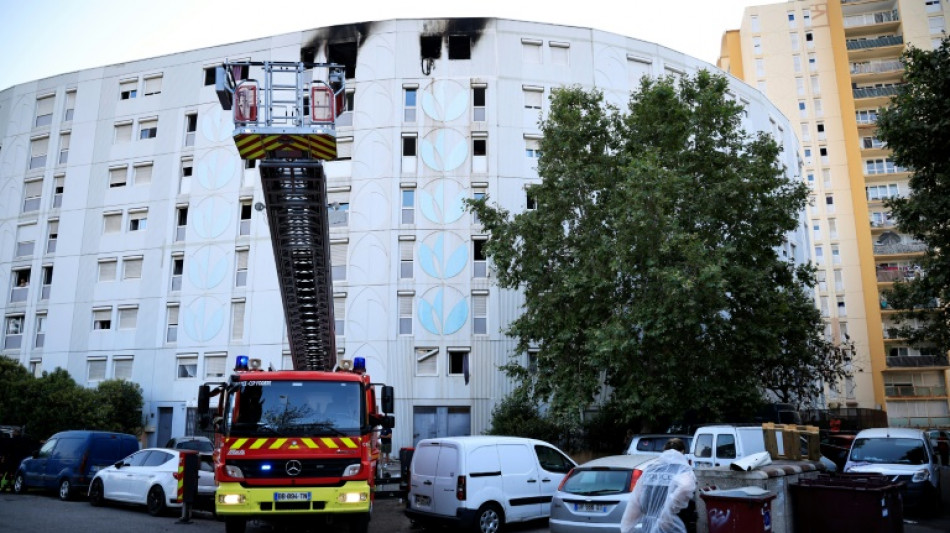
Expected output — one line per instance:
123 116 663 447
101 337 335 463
420 129 466 172
443 298 468 335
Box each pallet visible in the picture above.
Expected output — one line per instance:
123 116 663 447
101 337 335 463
762 423 821 461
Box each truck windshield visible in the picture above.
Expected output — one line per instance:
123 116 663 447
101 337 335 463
224 380 364 437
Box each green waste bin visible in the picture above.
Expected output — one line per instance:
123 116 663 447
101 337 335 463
701 486 776 533
789 474 904 533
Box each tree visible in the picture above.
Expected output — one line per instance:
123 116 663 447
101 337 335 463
469 71 847 428
91 380 144 435
877 37 950 357
0 357 34 426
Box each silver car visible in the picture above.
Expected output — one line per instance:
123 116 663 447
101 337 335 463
550 454 656 533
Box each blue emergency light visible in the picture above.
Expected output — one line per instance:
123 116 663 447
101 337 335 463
235 355 250 371
260 463 272 472
354 357 366 373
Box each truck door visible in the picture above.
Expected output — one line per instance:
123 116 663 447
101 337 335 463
431 445 460 517
534 445 574 517
24 439 56 488
408 443 439 513
691 433 715 469
498 444 541 521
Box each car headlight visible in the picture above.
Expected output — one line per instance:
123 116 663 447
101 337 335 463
912 469 930 483
338 491 368 504
224 465 245 479
218 493 246 505
343 464 361 477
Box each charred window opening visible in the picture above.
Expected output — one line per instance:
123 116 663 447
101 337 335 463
328 42 358 79
420 35 442 59
449 35 471 60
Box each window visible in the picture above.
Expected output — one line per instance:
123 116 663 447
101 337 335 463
793 55 803 74
449 35 471 60
866 183 900 200
550 41 570 65
800 123 811 143
123 256 143 279
239 201 252 235
856 109 877 124
336 137 353 160
524 87 543 110
231 300 245 340
788 11 796 28
171 255 184 291
16 223 37 257
806 172 815 188
58 133 70 165
798 100 807 118
790 33 800 50
204 353 227 379
177 354 198 379
756 59 766 77
526 186 538 210
53 175 64 208
133 163 152 185
166 305 179 343
926 0 941 12
525 138 541 158
119 79 137 100
34 314 46 350
813 223 821 241
415 347 437 376
30 136 49 169
448 348 469 376
108 166 127 188
472 293 488 334
825 193 835 213
35 95 54 127
816 122 826 141
815 245 825 265
522 38 542 63
473 239 487 278
118 306 138 329
235 248 248 287
835 270 844 292
328 295 345 336
404 87 417 122
23 179 42 213
829 218 838 239
400 240 414 279
143 74 162 96
40 265 52 299
114 357 133 381
837 296 847 316
804 148 813 166
203 66 217 86
332 242 347 281
64 90 76 121
751 15 760 33
832 245 841 265
399 295 413 335
401 189 415 224
753 36 762 54
114 121 133 143
176 205 188 241
402 134 417 157
98 258 117 282
93 307 112 330
128 209 147 231
472 85 486 121
820 147 829 164
472 191 485 224
10 270 29 303
87 358 107 382
803 9 812 27
184 113 197 147
817 270 827 291
4 316 24 350
814 99 823 116
472 133 487 173
180 158 193 194
929 16 946 34
138 119 158 140
808 53 817 72
628 56 653 85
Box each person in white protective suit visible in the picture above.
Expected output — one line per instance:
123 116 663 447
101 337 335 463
619 438 697 533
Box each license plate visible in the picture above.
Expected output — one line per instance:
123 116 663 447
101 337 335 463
575 503 606 513
415 495 431 506
274 492 311 502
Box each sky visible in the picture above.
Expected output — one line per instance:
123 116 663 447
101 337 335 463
0 0 767 91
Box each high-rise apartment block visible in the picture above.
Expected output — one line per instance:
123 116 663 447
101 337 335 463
720 0 949 426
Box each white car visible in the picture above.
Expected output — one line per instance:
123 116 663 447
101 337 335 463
88 447 215 516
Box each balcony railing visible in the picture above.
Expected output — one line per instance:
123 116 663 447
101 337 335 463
844 10 900 28
886 355 950 368
876 267 921 282
885 385 948 397
890 416 950 428
850 60 903 75
873 241 927 255
846 35 904 50
854 85 901 99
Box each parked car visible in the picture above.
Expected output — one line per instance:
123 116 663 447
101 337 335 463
624 434 693 456
688 425 836 471
550 454 656 533
844 427 941 515
88 447 216 516
13 430 140 500
164 436 214 453
405 436 576 533
819 431 856 472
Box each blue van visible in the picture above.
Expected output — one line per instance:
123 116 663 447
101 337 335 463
13 430 140 500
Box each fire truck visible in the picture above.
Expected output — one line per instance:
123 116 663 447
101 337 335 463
196 61 395 533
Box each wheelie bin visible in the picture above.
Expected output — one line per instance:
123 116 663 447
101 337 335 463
701 486 777 533
789 474 903 533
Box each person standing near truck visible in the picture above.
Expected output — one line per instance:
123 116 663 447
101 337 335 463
380 427 393 464
620 438 696 533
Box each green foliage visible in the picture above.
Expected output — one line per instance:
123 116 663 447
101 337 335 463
0 360 143 439
486 388 563 445
878 37 950 356
469 71 846 428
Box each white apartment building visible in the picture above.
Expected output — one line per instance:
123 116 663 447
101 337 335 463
0 18 807 449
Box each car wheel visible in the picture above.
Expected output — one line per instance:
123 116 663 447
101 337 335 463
58 479 72 501
89 479 105 507
475 503 504 533
224 517 247 533
146 485 167 516
12 473 26 494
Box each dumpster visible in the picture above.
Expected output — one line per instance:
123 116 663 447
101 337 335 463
701 486 776 533
788 474 903 533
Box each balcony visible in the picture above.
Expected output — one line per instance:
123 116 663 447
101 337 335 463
876 266 920 283
886 355 949 368
850 59 903 75
853 85 900 99
889 416 950 428
873 241 926 256
844 9 900 28
885 385 948 398
846 34 904 51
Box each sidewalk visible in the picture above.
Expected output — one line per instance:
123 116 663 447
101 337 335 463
903 508 950 533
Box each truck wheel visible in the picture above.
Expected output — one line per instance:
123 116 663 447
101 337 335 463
88 478 105 506
351 512 371 533
146 486 167 516
475 503 504 533
58 479 73 501
225 517 247 533
12 473 26 494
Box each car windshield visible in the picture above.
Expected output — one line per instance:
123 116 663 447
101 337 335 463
849 437 928 465
225 380 364 437
561 468 632 496
176 440 213 453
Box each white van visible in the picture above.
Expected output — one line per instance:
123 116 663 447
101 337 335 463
688 424 837 471
404 436 576 533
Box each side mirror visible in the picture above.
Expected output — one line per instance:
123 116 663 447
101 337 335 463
381 386 394 414
197 385 211 430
